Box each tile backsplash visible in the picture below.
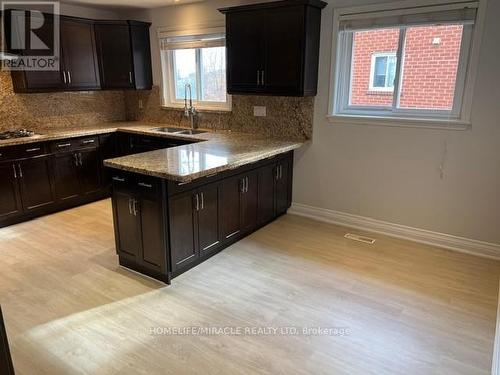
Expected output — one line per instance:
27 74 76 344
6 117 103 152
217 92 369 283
0 71 314 140
0 71 126 132
125 86 314 140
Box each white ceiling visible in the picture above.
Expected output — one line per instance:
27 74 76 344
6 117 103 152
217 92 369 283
63 0 204 10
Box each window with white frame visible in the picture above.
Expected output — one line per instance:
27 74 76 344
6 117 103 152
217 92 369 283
331 2 480 126
160 27 230 111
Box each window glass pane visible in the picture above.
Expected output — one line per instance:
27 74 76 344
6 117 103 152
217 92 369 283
350 28 400 106
398 24 463 110
173 49 198 101
200 46 226 102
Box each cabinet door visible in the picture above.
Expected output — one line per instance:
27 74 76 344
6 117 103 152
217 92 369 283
0 163 22 219
130 23 152 90
198 183 221 255
18 156 55 211
0 307 14 375
169 191 198 272
53 152 80 201
276 157 291 216
257 163 276 225
241 170 258 233
137 182 165 271
78 148 101 195
99 133 117 188
61 18 100 90
220 175 242 241
264 6 304 94
95 24 134 89
226 11 265 93
113 188 141 260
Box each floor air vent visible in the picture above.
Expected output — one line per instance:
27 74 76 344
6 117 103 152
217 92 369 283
344 233 376 244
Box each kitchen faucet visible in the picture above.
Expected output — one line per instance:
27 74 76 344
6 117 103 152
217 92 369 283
184 83 198 129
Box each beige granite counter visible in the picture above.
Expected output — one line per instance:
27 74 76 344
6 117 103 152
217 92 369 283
0 121 304 182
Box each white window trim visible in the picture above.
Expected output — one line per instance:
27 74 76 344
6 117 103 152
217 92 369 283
369 52 397 92
158 22 232 112
328 0 488 130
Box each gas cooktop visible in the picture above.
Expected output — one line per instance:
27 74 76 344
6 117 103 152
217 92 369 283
0 129 36 140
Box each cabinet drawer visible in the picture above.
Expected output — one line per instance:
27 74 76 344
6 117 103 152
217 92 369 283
50 136 99 153
14 143 48 159
167 172 221 196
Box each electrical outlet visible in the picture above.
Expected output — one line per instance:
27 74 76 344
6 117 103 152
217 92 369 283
253 106 267 117
138 99 144 109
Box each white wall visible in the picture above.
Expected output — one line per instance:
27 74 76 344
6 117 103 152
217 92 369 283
294 0 500 245
138 0 500 245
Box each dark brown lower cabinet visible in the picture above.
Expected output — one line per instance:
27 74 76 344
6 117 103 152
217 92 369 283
0 307 15 375
17 156 55 211
112 174 169 282
79 147 101 195
0 163 23 219
169 181 222 274
111 151 294 284
53 152 81 201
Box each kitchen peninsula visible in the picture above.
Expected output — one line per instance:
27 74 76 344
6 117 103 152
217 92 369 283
103 123 302 283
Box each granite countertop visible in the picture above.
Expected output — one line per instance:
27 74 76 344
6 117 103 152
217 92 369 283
0 121 304 182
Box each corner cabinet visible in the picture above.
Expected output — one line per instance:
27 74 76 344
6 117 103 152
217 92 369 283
94 20 153 90
220 0 327 96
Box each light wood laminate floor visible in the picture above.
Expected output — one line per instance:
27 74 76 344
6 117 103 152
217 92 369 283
0 199 499 375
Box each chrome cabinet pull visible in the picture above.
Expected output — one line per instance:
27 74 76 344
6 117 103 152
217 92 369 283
133 199 139 216
194 193 199 211
67 71 72 84
73 153 79 167
129 71 133 84
26 147 40 152
128 197 133 215
246 177 249 193
57 143 71 148
261 70 265 85
78 153 83 166
200 192 204 210
240 178 245 194
279 165 283 179
178 181 190 186
82 139 95 144
18 164 22 178
138 182 152 188
112 176 125 182
62 71 67 84
12 164 17 179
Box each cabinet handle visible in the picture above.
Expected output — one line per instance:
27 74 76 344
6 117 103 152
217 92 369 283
261 70 265 86
200 192 204 210
26 147 40 153
62 70 67 84
133 199 139 216
128 198 133 215
78 153 83 166
129 71 133 85
57 143 71 148
82 139 95 144
194 193 199 211
275 166 279 181
12 164 17 179
177 181 190 186
67 71 72 85
279 165 283 180
73 153 79 167
112 176 125 182
18 164 23 178
245 177 249 193
138 182 152 188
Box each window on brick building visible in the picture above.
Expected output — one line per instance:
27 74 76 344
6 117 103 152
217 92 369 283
331 2 480 127
159 27 231 111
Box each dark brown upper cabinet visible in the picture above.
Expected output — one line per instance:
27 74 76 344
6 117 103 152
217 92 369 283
94 20 153 90
219 0 327 97
4 11 100 93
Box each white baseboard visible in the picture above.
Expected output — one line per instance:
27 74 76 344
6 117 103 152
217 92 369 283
288 203 500 260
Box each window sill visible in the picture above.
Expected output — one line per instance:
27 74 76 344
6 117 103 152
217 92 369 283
161 105 232 114
327 114 471 130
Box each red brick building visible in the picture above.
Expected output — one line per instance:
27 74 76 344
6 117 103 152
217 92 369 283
350 25 463 110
